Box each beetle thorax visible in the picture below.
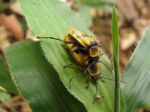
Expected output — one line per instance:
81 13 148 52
89 46 100 58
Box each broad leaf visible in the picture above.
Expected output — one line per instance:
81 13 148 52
0 91 11 102
78 5 92 27
0 56 17 93
19 0 91 37
123 26 150 112
4 40 86 112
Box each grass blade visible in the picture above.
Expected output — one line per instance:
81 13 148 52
112 8 120 112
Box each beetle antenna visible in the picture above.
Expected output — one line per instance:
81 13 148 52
37 37 75 44
38 37 64 41
99 76 126 83
98 60 112 73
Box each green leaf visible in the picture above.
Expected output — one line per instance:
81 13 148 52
79 0 114 12
19 0 91 37
112 8 120 112
112 8 119 58
0 56 17 93
4 40 87 112
78 5 92 27
17 0 125 111
40 39 114 112
80 0 114 7
123 26 150 112
0 91 11 102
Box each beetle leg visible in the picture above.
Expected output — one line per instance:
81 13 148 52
83 61 96 74
93 83 103 104
100 78 105 83
61 43 65 48
69 75 84 89
64 63 82 70
64 63 74 68
85 80 90 89
93 84 98 103
85 77 90 89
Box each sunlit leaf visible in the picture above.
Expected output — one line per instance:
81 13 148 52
123 26 150 112
4 40 86 112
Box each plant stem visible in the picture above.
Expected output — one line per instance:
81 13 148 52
114 58 120 112
112 8 120 112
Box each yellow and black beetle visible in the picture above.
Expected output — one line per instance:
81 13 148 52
63 28 104 84
64 28 103 83
39 27 109 102
65 28 103 59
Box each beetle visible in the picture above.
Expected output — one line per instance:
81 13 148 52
63 28 103 82
65 28 103 59
62 37 102 102
38 27 108 102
